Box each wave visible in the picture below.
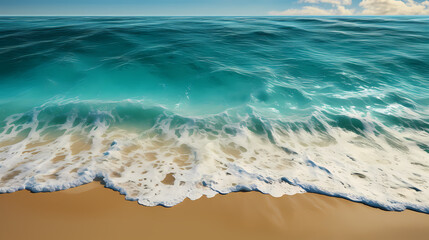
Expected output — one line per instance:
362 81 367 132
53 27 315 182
0 100 427 211
0 17 428 212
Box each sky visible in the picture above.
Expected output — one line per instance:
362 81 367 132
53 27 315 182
0 0 428 16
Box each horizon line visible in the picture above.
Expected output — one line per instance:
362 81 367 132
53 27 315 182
0 15 428 17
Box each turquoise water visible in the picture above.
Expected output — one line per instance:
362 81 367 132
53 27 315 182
0 17 428 211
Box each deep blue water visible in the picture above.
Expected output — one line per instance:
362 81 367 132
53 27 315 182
0 17 428 210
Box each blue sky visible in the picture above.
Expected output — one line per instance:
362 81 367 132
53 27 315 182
2 0 299 15
0 0 428 16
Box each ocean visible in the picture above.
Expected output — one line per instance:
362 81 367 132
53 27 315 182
0 17 428 211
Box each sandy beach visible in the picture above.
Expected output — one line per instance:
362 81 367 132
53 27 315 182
1 13 429 240
0 182 428 240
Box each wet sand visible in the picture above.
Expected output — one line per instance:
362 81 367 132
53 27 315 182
0 182 428 240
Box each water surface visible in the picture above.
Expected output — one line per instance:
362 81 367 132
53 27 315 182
0 17 428 211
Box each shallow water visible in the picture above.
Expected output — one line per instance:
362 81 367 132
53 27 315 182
0 17 428 211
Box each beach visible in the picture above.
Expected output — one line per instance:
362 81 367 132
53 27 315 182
1 182 428 240
0 17 429 240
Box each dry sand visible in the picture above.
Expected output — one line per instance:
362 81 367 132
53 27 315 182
0 182 428 240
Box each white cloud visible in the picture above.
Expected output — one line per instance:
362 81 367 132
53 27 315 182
337 5 356 14
269 6 336 15
269 0 429 15
360 0 429 15
269 3 354 15
300 0 353 6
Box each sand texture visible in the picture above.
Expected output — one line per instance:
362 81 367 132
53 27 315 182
0 182 429 240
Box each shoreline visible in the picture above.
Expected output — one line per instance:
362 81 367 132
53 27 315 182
1 182 429 240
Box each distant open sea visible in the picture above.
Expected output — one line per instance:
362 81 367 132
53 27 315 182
0 17 428 211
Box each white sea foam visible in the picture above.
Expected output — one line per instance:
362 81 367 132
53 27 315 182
0 101 428 211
